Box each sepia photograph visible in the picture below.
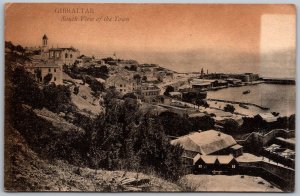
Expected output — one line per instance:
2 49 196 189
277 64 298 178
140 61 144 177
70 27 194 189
4 3 296 192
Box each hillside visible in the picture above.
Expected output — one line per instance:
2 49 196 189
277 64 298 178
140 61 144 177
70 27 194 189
5 125 181 192
63 72 103 116
5 45 184 192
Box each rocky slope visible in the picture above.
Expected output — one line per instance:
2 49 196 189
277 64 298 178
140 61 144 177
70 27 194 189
4 125 181 192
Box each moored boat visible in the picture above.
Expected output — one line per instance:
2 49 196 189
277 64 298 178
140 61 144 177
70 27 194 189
243 90 250 94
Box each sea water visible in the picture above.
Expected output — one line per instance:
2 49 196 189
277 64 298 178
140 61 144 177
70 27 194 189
207 83 296 117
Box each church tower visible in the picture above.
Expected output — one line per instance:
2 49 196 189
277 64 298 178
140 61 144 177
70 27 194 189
41 34 49 59
42 34 48 48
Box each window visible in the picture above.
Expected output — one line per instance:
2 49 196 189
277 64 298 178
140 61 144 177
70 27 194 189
120 84 122 87
65 53 68 58
198 165 202 168
48 68 51 72
54 68 56 72
54 77 56 81
232 165 236 168
124 84 126 87
70 54 73 58
120 89 122 92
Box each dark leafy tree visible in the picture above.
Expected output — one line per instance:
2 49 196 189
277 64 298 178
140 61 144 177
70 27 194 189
133 74 141 82
224 104 235 113
10 66 45 108
142 76 147 81
129 65 137 71
222 119 239 133
163 85 174 96
73 86 79 95
43 83 72 113
43 73 53 84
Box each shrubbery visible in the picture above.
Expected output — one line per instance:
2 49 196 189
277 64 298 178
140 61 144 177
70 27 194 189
159 111 215 136
84 89 185 180
224 104 235 113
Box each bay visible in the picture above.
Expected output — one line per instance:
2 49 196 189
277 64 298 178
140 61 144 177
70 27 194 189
207 83 296 117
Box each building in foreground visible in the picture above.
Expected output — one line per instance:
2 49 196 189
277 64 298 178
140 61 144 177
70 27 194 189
171 130 243 172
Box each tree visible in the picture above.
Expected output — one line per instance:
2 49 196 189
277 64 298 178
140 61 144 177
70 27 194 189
43 83 72 113
16 45 25 55
159 111 193 136
163 85 174 96
142 76 147 81
195 99 209 108
129 65 137 71
73 86 79 95
224 104 235 113
99 65 109 75
222 119 239 133
123 92 138 99
43 73 53 84
133 74 141 82
10 66 45 108
34 68 42 82
189 115 215 131
288 114 295 130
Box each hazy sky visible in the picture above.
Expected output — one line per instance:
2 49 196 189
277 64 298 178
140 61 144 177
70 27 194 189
5 4 296 77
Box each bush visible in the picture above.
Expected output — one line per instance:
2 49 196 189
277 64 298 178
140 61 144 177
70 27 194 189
195 99 209 108
73 86 79 95
84 75 105 93
163 85 174 96
10 66 45 108
43 83 72 113
224 104 235 113
43 73 53 84
222 119 239 133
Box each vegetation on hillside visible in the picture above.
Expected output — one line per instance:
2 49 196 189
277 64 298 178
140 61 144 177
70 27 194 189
6 48 185 184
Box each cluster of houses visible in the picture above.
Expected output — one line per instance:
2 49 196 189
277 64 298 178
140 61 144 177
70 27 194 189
263 135 295 168
106 75 161 102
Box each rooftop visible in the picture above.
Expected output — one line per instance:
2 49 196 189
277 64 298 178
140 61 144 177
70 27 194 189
196 154 235 164
258 113 277 123
29 60 60 68
171 130 237 155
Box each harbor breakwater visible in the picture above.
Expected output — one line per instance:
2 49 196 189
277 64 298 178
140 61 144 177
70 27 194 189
206 98 269 110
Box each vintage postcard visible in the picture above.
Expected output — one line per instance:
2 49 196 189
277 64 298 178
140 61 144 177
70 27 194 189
4 3 296 192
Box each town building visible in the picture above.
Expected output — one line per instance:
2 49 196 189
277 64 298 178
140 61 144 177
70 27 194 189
263 135 295 168
106 75 140 94
190 79 213 91
193 154 239 174
41 34 80 66
27 59 63 85
26 34 80 85
171 130 243 170
138 83 161 102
